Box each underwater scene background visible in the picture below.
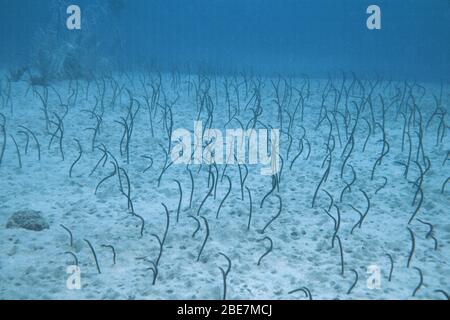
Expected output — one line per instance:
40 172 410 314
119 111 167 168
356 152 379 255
0 0 449 300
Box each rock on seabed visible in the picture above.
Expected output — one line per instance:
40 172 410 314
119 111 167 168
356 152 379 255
6 210 49 231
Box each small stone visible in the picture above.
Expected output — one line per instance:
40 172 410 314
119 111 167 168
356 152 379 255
6 210 49 231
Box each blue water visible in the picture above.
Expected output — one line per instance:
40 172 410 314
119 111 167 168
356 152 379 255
0 0 449 80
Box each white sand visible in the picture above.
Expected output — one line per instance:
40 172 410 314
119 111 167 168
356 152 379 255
0 72 449 300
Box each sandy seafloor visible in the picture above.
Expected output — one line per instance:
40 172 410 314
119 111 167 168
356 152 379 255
0 71 449 300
